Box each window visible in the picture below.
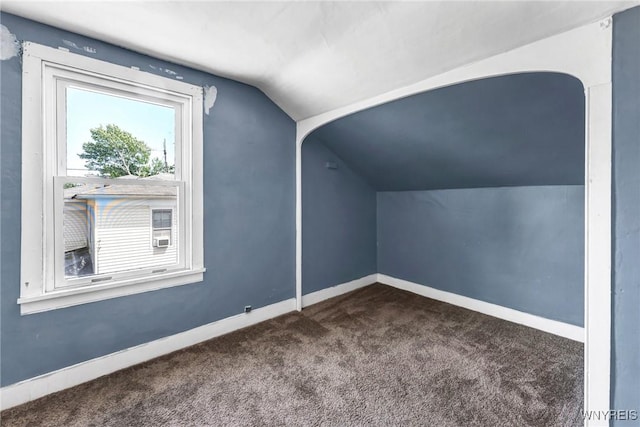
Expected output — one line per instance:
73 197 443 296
19 42 205 314
152 209 173 247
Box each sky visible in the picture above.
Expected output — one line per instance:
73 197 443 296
66 87 175 177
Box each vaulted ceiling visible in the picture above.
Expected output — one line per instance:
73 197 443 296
2 1 637 120
305 72 585 191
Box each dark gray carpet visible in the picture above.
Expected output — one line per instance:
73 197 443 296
1 283 583 426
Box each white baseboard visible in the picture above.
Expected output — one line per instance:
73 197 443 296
377 274 584 342
302 274 378 308
0 297 297 411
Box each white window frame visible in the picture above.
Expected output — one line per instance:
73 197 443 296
19 42 205 315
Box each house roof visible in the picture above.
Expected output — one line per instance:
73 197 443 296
3 2 637 120
64 175 177 199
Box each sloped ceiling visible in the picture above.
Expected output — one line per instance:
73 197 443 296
305 72 585 191
1 1 637 120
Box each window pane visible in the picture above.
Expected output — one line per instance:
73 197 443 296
66 87 176 180
162 212 172 228
63 193 94 278
152 210 162 228
63 182 178 284
152 209 172 229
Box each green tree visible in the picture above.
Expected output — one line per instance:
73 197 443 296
140 157 175 177
79 124 170 178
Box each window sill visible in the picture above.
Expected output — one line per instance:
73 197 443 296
18 268 206 315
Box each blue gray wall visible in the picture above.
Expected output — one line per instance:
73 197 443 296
612 6 640 423
308 72 584 191
302 138 377 294
303 71 586 324
377 187 585 326
0 13 295 386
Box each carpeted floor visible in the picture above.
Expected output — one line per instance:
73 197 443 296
1 283 584 426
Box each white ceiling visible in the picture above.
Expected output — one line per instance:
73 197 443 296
2 1 638 120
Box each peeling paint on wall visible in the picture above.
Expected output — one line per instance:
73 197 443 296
0 25 20 60
62 39 80 50
62 39 96 54
148 64 182 79
204 85 218 115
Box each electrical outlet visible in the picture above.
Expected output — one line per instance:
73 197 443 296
244 305 252 313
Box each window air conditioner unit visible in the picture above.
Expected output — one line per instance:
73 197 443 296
153 238 170 248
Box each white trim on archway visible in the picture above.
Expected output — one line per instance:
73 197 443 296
296 18 612 425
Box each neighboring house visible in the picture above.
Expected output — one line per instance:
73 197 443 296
63 175 177 277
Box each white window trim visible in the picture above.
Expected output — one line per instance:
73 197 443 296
19 42 205 315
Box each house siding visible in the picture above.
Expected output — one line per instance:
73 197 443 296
63 201 89 252
95 199 178 274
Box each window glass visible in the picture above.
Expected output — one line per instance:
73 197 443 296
63 192 94 278
62 182 178 285
66 87 176 179
60 88 180 286
152 209 172 229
